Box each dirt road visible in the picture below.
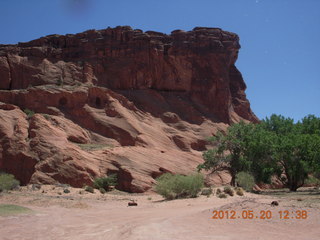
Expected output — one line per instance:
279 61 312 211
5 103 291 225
0 186 319 240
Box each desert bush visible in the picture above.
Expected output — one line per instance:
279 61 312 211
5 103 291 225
155 173 204 200
42 114 51 120
99 188 106 194
216 188 222 195
235 187 244 196
236 172 255 191
63 189 70 194
84 186 94 193
93 174 117 191
0 173 20 192
218 193 227 198
24 109 35 118
201 187 213 196
223 186 234 196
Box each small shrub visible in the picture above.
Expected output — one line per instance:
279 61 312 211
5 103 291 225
218 193 227 198
155 173 204 200
235 187 244 196
99 188 106 194
85 186 94 193
23 109 35 118
42 114 51 120
93 174 117 191
201 187 213 196
63 189 70 194
0 173 20 192
147 197 152 200
216 188 222 195
224 186 234 196
236 172 255 191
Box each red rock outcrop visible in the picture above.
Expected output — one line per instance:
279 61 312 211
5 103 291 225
0 26 258 192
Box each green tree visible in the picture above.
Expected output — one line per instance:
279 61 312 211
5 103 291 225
262 114 295 135
299 114 320 135
261 115 320 191
197 121 254 186
245 124 279 183
198 114 320 191
272 133 319 191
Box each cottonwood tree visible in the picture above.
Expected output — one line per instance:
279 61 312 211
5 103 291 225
197 121 254 186
198 114 320 191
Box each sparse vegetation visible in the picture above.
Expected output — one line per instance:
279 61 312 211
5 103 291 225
77 143 111 151
155 173 204 200
99 188 107 194
42 114 51 120
23 108 35 118
84 186 94 193
201 187 213 196
216 188 222 195
0 173 20 192
63 189 70 194
223 186 234 196
235 187 244 196
236 172 255 191
93 174 117 191
218 193 227 198
0 204 32 216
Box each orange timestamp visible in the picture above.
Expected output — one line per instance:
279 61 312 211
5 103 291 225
212 210 308 220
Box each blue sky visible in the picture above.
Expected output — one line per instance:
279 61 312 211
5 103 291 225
1 0 319 121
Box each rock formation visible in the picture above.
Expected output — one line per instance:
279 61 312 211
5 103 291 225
0 26 258 192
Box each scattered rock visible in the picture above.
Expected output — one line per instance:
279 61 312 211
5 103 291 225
271 201 279 206
252 185 262 194
31 184 41 191
128 200 138 206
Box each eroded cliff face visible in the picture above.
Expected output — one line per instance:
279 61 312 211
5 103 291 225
0 26 258 191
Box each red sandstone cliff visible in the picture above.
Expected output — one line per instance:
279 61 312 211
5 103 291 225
0 26 258 192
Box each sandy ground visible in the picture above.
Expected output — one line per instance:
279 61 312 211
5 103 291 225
0 185 319 240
